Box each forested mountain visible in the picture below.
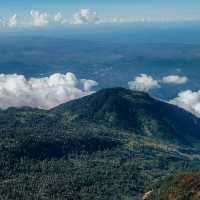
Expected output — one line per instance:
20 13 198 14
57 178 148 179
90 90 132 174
0 88 200 200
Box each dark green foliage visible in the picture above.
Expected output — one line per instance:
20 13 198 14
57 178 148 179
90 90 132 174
11 135 120 160
0 88 200 200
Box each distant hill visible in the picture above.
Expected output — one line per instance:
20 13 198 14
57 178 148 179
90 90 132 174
149 172 200 200
0 87 200 200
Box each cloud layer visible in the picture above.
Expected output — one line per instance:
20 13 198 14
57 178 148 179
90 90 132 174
0 73 97 109
128 74 160 92
0 8 198 29
0 9 102 28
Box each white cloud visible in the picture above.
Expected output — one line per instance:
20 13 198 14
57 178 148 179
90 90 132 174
170 90 200 117
112 17 125 24
7 14 17 28
0 17 6 28
30 10 49 27
0 15 17 28
54 12 62 22
128 74 160 92
71 9 100 25
54 12 68 24
162 75 188 85
0 73 98 109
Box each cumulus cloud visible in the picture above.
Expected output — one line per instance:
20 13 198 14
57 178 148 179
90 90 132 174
53 12 68 24
0 73 98 109
0 10 135 28
162 75 188 85
54 12 63 22
0 15 17 28
71 9 100 25
30 10 49 27
112 17 125 24
128 74 160 92
0 17 6 28
7 14 17 28
170 90 200 117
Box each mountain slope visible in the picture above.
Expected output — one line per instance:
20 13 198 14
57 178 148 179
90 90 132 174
149 172 200 200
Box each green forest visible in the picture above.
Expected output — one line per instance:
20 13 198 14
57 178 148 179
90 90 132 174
0 88 200 200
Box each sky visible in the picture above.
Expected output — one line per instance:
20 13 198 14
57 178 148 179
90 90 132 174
1 0 200 115
1 0 199 16
0 0 200 29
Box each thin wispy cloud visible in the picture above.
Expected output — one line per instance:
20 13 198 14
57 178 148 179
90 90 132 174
162 75 188 85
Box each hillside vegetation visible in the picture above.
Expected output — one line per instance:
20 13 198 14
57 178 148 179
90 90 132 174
149 172 200 200
0 88 200 200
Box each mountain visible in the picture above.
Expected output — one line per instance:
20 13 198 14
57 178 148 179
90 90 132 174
0 87 200 200
53 87 200 146
149 172 200 200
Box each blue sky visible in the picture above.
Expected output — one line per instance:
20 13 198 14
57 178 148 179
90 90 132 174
1 0 200 20
0 0 200 29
